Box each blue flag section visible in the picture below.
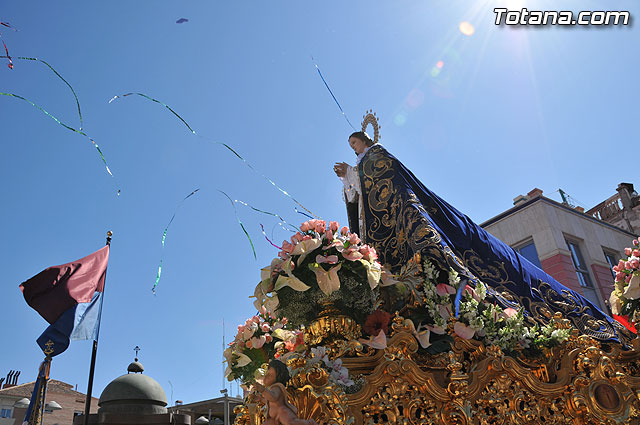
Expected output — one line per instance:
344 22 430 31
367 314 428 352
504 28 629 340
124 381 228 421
20 245 109 356
36 291 103 356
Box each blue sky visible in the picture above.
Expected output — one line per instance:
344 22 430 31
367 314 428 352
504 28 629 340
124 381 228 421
1 1 638 404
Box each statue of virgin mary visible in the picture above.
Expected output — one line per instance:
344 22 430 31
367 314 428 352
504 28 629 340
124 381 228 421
334 112 631 345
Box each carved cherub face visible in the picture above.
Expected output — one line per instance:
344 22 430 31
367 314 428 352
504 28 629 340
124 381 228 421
263 366 277 387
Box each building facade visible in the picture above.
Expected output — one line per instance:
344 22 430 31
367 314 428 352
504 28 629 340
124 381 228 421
481 186 638 313
0 378 98 425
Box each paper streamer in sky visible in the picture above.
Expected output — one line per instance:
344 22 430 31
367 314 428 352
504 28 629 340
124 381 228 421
1 92 118 192
153 188 200 294
310 56 356 131
108 92 319 219
218 190 257 260
1 41 12 69
1 55 84 130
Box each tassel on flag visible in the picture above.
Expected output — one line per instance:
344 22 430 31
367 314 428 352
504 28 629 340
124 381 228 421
21 357 52 425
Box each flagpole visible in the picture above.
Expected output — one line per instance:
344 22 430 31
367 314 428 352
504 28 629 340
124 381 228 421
83 231 112 425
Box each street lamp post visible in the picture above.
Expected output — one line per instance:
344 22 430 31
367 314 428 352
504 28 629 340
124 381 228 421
220 388 229 425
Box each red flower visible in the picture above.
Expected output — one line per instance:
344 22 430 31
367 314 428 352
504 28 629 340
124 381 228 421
363 310 392 336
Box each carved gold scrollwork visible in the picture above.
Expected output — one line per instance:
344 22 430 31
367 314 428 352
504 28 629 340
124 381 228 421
235 316 640 425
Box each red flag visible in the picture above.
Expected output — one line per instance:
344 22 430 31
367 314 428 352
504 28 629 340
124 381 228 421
20 246 109 324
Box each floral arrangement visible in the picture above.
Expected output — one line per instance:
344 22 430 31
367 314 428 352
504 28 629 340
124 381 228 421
224 307 304 385
609 238 640 332
307 346 354 387
253 220 381 327
382 258 571 355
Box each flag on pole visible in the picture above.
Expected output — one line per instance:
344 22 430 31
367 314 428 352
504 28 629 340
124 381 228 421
20 246 109 357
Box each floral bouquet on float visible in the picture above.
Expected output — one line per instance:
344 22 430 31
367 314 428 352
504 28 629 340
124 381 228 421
609 238 640 333
252 220 381 328
224 307 304 385
380 257 571 356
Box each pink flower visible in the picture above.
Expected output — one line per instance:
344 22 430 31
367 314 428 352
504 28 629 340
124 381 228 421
281 240 294 253
626 275 632 284
437 304 452 320
314 220 326 234
349 233 361 245
613 265 620 273
436 283 456 296
245 339 253 349
427 324 446 334
341 226 349 236
300 222 310 232
316 254 339 264
265 334 273 343
634 239 639 246
502 307 518 318
616 271 626 282
619 260 626 269
251 335 267 349
634 250 640 258
454 322 475 339
329 221 339 232
261 323 270 332
631 260 640 269
625 248 632 256
342 248 363 261
291 233 304 243
359 246 378 262
325 229 334 241
308 219 318 229
302 234 312 241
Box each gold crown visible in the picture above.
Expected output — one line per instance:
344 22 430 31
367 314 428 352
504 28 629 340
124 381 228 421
361 110 380 144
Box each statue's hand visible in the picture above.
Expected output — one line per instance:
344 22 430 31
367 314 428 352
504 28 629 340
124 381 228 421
333 162 348 178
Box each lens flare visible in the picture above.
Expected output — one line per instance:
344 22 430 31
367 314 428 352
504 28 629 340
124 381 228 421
436 61 444 69
430 67 441 78
406 89 425 109
394 112 407 127
459 21 475 36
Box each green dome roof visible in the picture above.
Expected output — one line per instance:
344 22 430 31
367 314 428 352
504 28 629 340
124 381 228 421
98 360 167 415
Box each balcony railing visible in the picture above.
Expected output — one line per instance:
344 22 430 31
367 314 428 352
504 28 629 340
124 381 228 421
586 193 623 221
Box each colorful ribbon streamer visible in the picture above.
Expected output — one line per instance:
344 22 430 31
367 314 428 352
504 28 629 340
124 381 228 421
1 55 85 130
109 92 319 219
260 224 282 250
218 190 257 260
1 92 118 192
295 207 314 220
310 56 356 131
109 92 195 133
1 41 12 69
153 188 200 294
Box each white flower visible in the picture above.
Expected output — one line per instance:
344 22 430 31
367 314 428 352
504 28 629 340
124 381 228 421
623 273 640 300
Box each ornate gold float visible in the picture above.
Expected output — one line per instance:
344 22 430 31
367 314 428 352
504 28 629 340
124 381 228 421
234 313 640 425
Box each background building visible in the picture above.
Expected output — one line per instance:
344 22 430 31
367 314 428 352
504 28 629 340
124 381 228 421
481 184 638 313
0 371 98 425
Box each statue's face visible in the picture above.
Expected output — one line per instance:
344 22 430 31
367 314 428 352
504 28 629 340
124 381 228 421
263 366 277 386
349 137 368 155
